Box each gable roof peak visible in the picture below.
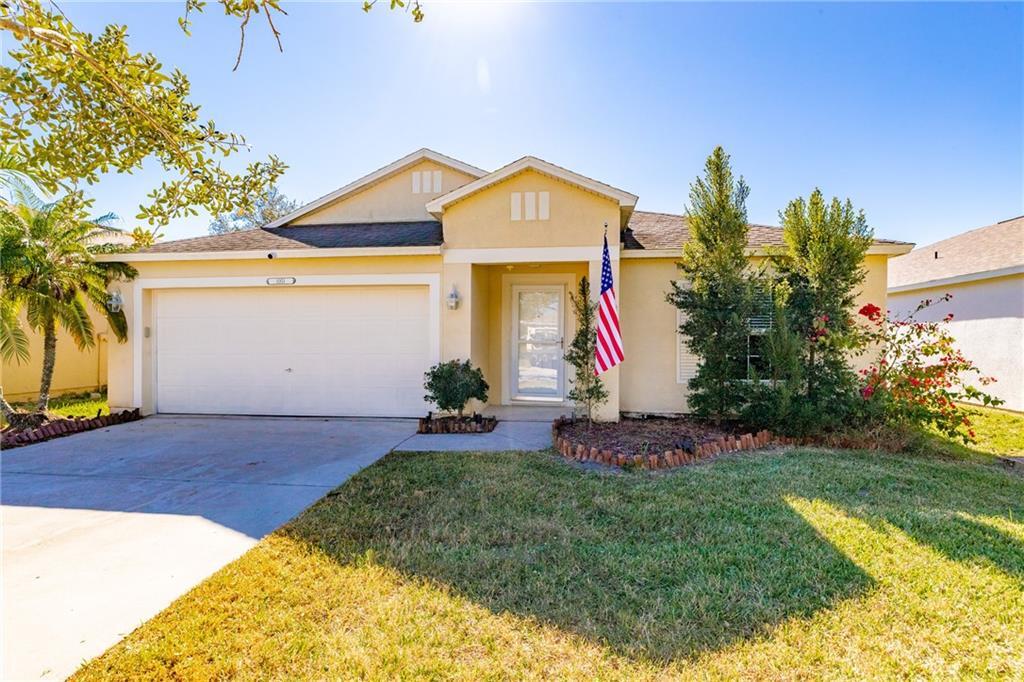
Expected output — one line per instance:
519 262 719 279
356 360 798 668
424 154 638 224
265 148 487 228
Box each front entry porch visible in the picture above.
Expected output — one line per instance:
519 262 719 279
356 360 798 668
442 254 621 422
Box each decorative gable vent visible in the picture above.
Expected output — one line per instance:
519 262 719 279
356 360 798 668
510 191 550 221
413 170 442 194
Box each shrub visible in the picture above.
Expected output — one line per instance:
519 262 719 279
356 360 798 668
423 360 489 417
740 304 859 437
855 296 1002 444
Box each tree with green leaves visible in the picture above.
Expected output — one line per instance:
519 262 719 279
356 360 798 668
1 0 423 227
667 146 754 423
0 190 136 420
209 186 298 234
564 276 609 425
774 189 873 407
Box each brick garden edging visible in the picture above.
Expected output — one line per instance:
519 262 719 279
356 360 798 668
1 409 142 450
551 416 788 470
417 414 498 434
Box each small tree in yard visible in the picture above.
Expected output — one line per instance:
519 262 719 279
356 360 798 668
423 360 488 418
668 146 754 423
744 190 876 436
774 190 873 408
564 276 608 425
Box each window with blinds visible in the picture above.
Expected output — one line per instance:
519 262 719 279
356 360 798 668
748 288 774 333
675 284 775 384
676 308 701 385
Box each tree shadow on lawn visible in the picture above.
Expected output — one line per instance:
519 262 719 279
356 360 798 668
281 447 1024 664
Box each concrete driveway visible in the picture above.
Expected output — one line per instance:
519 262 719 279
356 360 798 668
2 415 415 681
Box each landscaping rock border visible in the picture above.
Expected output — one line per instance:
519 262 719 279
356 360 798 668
1 409 142 450
417 414 498 434
551 416 787 469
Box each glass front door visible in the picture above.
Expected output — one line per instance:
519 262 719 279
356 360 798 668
512 285 564 401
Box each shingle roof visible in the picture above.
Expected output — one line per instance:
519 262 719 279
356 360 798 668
139 221 443 253
624 210 911 251
888 216 1024 289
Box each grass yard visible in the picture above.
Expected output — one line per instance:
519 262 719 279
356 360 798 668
1 391 109 428
952 405 1024 458
44 391 110 419
75 444 1024 680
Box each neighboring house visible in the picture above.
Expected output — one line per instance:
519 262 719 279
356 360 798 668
888 216 1024 412
1 310 112 402
1 230 135 403
98 149 911 421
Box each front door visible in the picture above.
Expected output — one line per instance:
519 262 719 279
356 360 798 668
511 285 565 401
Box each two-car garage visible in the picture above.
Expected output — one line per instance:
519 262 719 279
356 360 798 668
151 284 433 417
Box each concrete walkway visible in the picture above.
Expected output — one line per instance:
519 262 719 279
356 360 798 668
395 419 554 452
1 416 413 681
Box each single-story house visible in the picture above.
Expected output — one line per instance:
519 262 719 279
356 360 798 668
98 149 912 421
888 216 1023 412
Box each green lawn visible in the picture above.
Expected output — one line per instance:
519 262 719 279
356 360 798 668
75 444 1024 680
953 405 1024 458
1 391 109 428
44 391 110 419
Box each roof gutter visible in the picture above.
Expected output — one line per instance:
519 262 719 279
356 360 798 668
621 243 914 259
888 264 1024 294
94 245 443 263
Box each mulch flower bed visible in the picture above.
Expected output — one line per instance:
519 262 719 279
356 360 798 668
553 415 786 470
1 409 142 450
417 413 498 434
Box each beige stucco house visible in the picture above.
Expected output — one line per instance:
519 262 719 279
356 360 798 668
98 149 911 421
888 216 1023 412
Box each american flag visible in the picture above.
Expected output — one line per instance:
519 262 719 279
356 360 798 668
595 233 624 375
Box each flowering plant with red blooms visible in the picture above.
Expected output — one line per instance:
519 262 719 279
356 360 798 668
856 294 1002 443
858 303 882 322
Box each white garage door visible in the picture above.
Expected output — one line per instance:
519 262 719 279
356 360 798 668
155 286 431 417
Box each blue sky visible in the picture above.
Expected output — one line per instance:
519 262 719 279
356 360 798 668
53 2 1024 246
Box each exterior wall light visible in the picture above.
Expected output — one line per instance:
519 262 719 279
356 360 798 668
106 289 123 314
446 284 461 310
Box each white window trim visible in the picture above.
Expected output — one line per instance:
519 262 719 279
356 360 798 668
129 273 441 410
538 191 550 220
412 171 421 194
510 192 522 221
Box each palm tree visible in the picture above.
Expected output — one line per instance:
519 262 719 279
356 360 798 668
1 148 41 373
1 189 136 420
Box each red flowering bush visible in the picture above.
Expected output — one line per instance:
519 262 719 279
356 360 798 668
855 295 1002 444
